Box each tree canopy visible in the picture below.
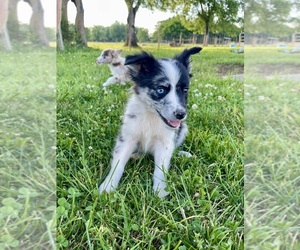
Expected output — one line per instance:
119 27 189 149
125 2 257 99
156 0 243 45
245 0 299 36
153 16 193 41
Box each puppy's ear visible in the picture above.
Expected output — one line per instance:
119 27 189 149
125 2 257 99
125 51 157 75
116 49 123 54
174 47 202 73
112 49 122 58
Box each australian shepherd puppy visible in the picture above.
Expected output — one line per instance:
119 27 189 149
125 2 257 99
96 49 130 87
99 47 202 198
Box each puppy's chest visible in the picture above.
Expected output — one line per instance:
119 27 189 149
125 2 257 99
123 109 176 151
109 63 126 76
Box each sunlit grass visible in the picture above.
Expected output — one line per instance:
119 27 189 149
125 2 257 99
0 49 56 249
244 47 300 249
57 43 244 249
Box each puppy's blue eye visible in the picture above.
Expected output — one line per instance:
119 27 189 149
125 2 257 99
156 87 166 94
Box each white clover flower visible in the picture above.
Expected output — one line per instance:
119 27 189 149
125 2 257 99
217 96 225 101
192 104 198 109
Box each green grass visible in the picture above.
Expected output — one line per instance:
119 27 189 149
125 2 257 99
244 47 300 249
57 43 244 249
0 48 56 249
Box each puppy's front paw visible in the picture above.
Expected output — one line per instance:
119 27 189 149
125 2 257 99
99 179 116 194
157 188 170 198
102 82 109 87
178 150 193 158
153 182 169 198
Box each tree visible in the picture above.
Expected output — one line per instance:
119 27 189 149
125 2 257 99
156 16 193 41
60 0 87 46
7 0 20 40
92 25 109 42
109 21 127 42
137 27 150 42
6 0 49 46
123 0 178 47
124 0 141 47
123 0 169 47
72 0 87 46
245 0 298 36
24 0 49 46
157 0 242 46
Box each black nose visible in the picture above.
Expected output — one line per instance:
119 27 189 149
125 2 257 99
174 110 186 120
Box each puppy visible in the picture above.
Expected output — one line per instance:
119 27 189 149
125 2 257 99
99 47 202 198
96 49 130 87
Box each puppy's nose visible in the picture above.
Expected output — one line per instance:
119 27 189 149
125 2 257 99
174 109 186 120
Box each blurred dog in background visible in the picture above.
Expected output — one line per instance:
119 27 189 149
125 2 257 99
96 49 130 87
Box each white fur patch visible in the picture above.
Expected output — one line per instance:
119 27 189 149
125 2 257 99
159 60 181 87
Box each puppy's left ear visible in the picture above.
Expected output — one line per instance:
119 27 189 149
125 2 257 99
174 47 202 73
116 49 123 54
125 51 157 76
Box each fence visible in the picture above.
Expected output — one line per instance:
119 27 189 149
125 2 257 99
164 32 242 46
243 32 300 46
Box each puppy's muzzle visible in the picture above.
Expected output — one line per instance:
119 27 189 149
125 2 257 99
174 109 186 120
96 58 102 64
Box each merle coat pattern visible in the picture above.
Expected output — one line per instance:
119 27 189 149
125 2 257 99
99 47 202 197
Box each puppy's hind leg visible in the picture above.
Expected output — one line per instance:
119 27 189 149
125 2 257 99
153 143 174 198
99 135 137 194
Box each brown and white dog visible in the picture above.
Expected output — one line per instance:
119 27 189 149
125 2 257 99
96 49 130 87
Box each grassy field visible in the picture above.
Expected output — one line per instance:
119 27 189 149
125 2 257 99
0 48 56 249
57 43 244 249
244 47 300 249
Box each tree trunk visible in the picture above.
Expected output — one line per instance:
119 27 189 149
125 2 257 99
7 0 20 40
0 0 9 30
57 0 62 29
61 0 69 22
61 0 70 42
124 0 140 47
24 0 49 46
203 22 209 46
72 0 87 46
0 0 12 50
57 0 64 50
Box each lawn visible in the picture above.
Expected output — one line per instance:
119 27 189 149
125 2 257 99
0 48 56 249
57 43 244 249
244 47 300 249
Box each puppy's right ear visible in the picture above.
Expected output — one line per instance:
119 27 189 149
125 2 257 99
116 49 123 54
125 52 157 75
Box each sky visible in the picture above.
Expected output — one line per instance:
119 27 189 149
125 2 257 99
17 0 174 34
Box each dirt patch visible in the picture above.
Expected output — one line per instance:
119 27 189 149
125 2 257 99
217 63 244 76
248 63 300 75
